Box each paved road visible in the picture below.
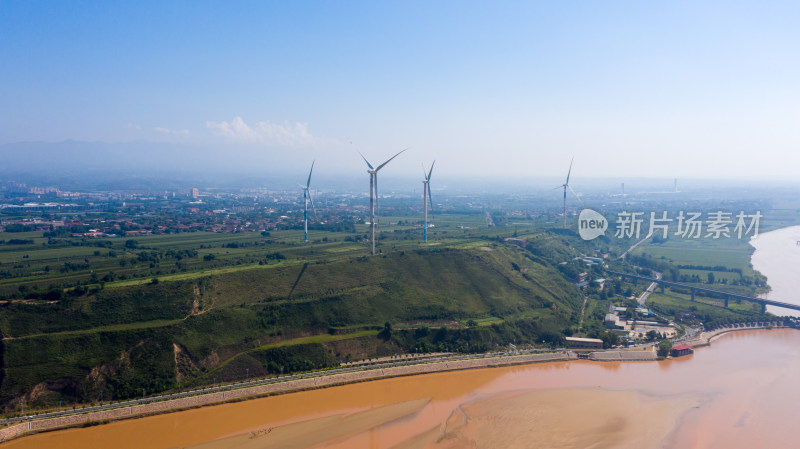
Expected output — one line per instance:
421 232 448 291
618 233 654 260
637 271 662 306
630 271 709 343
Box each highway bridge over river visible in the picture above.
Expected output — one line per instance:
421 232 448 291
607 270 800 314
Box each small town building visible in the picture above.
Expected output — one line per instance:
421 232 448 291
670 345 694 357
565 337 604 350
604 313 624 330
594 278 606 287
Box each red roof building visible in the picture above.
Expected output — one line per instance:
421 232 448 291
670 345 694 357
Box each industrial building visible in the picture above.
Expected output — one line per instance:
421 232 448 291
565 337 604 350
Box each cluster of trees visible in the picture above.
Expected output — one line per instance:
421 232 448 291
254 343 339 374
49 239 116 248
627 253 681 282
3 223 33 233
343 234 367 242
702 316 782 331
390 319 568 355
677 264 741 273
678 272 723 284
308 220 356 233
44 226 88 237
657 340 672 357
164 249 198 259
1 239 34 245
59 261 91 273
644 330 669 341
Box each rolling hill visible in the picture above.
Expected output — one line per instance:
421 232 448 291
0 238 583 411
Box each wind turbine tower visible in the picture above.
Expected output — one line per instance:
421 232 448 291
557 157 580 228
300 161 316 242
422 161 435 243
360 149 407 255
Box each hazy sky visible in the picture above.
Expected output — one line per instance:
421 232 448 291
2 1 800 180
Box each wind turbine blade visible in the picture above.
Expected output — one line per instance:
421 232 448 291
374 174 379 223
565 156 574 185
298 183 306 189
422 163 428 180
309 191 317 216
427 160 435 181
375 148 408 172
358 152 374 170
428 186 434 211
568 185 584 205
306 160 315 188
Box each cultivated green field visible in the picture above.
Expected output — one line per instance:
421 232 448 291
633 237 754 272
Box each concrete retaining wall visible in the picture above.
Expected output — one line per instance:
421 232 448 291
589 351 657 361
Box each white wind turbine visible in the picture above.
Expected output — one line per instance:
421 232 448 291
422 161 435 243
299 160 316 242
555 157 582 228
359 149 407 255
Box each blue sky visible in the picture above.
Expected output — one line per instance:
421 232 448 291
2 1 800 180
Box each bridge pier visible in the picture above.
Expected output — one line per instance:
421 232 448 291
724 296 729 308
762 302 767 314
691 289 695 302
660 284 665 294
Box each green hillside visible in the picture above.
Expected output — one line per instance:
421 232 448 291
0 236 584 412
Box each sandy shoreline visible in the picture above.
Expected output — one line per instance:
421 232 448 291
0 325 792 444
193 389 702 449
188 399 432 449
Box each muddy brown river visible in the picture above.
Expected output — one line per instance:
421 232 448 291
6 328 800 448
